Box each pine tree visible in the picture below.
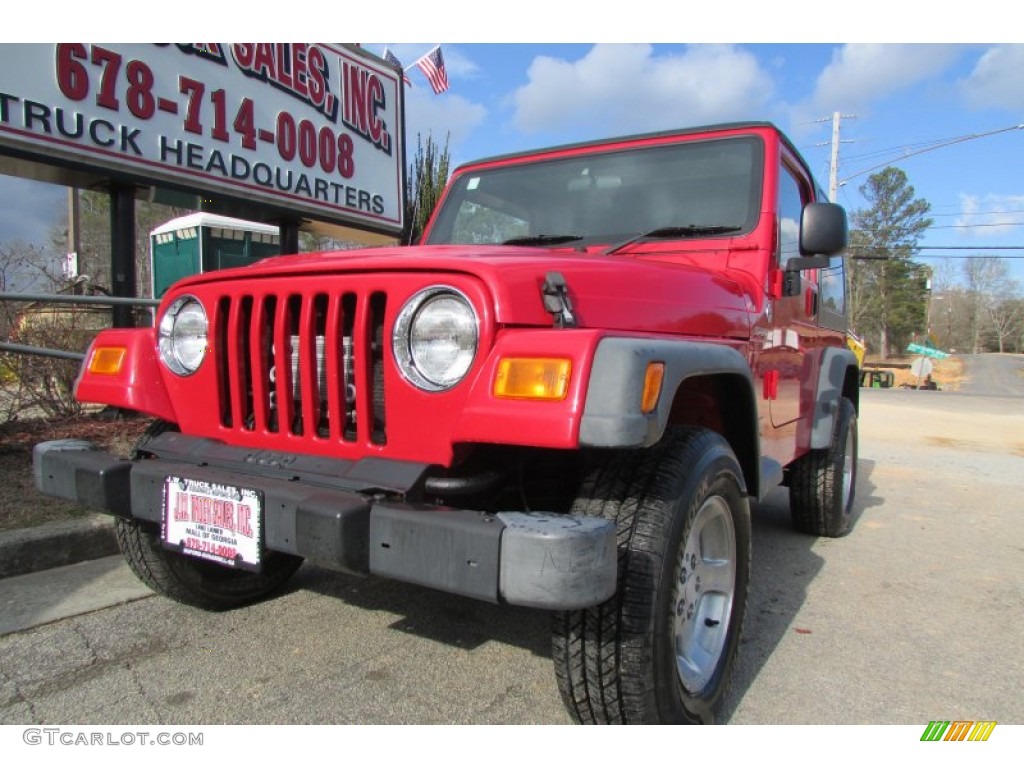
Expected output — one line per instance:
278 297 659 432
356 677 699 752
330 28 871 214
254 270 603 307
848 167 932 358
404 133 451 244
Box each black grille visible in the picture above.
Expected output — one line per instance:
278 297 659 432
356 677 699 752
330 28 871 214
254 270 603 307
216 289 387 446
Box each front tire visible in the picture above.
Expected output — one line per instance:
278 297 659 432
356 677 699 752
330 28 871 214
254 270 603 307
116 419 303 611
116 518 303 611
552 427 752 724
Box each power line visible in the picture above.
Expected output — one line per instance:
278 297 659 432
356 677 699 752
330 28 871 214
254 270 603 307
840 131 1001 164
851 247 1024 260
929 209 1024 219
855 222 1024 232
839 123 1024 185
929 222 1024 230
851 257 1024 264
850 241 1024 250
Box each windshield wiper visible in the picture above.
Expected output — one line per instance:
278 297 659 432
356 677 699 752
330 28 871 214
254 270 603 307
502 234 583 246
603 225 742 255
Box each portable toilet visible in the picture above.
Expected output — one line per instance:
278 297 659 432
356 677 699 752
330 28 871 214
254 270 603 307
150 213 281 298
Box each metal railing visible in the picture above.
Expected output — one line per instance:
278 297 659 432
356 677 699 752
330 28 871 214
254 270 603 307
0 292 159 362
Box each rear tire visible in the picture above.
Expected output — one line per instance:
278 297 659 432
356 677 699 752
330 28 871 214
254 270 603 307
789 397 858 537
116 420 303 611
552 427 752 724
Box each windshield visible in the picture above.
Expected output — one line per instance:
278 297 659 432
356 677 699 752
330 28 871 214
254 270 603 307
425 135 763 247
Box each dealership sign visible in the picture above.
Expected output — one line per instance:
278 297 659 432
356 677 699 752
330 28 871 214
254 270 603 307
0 44 404 235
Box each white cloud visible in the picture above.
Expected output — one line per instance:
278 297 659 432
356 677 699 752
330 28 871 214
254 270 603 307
811 44 962 111
955 193 1024 238
403 89 487 150
959 45 1024 111
511 44 774 136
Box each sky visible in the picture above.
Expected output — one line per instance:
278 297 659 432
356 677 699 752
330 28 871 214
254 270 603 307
380 40 1024 285
2 3 1023 286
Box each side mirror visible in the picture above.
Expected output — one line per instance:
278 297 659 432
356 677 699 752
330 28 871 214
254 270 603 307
781 202 847 297
799 201 847 258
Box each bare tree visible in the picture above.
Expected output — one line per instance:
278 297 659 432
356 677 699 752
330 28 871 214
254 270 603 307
2 190 188 424
51 190 190 299
988 293 1023 353
962 256 1009 353
0 239 84 422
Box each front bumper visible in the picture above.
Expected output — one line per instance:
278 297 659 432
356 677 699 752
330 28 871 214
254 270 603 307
33 437 616 610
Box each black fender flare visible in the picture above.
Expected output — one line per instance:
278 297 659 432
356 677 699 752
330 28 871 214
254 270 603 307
809 346 859 450
579 337 760 493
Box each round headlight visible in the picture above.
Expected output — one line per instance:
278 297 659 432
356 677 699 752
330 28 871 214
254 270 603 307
393 286 478 391
159 296 208 376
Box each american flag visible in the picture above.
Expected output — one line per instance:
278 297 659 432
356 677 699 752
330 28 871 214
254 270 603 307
383 48 412 87
413 46 449 94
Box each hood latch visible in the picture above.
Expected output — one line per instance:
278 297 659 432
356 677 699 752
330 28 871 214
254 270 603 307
541 271 576 329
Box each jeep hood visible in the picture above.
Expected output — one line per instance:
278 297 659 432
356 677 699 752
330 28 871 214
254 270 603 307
169 244 752 338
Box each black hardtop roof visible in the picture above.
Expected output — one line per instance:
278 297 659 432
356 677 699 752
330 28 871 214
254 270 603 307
455 120 815 183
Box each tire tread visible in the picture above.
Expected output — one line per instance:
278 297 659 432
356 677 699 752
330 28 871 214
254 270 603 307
790 398 857 538
114 419 303 611
552 427 751 724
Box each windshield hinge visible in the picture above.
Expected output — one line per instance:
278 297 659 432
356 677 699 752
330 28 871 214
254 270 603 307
541 271 576 329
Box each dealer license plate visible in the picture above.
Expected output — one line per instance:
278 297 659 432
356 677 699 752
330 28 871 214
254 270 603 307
162 476 263 571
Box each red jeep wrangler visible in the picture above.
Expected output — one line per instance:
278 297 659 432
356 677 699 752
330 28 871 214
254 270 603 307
34 121 859 724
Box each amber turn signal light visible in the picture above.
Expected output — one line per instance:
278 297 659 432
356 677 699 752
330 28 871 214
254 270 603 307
641 362 665 414
87 346 127 375
494 358 571 400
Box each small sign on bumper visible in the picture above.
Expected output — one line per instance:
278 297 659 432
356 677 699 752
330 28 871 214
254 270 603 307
162 476 264 571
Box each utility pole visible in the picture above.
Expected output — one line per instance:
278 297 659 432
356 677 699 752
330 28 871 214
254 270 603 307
829 111 841 203
817 112 857 340
817 112 856 202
